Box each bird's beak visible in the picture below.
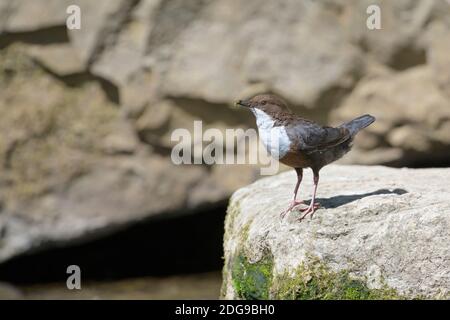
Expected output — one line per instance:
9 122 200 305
235 99 251 108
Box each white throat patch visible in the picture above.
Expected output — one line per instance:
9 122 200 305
252 108 291 159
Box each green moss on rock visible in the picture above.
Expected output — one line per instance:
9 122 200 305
231 251 274 300
228 248 403 300
273 258 402 300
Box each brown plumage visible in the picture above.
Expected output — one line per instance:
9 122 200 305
237 94 375 221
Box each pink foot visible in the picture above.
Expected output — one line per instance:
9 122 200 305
297 202 320 221
298 202 320 212
280 200 304 218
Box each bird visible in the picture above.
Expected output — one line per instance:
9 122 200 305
236 94 375 221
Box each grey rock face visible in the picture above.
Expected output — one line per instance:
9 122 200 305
222 165 450 299
68 0 134 66
28 44 85 76
332 66 450 167
1 0 450 263
152 0 362 106
0 46 259 263
1 0 449 166
1 0 72 33
426 20 450 96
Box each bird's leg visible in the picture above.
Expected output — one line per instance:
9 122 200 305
280 168 303 218
298 170 320 221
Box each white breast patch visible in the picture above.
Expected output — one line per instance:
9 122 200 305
252 108 291 159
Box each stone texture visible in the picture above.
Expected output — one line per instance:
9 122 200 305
0 1 12 33
426 20 450 97
68 0 134 66
222 165 450 299
1 0 72 33
0 0 450 264
2 0 449 168
91 0 161 87
332 66 450 166
344 0 434 69
0 45 257 263
155 0 362 107
0 155 205 262
28 44 85 76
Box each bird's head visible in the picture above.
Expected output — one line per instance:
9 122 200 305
236 94 291 119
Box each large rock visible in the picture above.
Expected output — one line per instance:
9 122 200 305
0 45 258 263
222 165 450 299
1 0 450 264
153 0 363 107
2 0 450 168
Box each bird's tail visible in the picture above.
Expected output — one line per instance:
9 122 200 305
341 114 376 136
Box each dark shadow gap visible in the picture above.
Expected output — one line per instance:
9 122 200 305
60 73 119 105
0 26 69 50
96 75 120 104
29 65 121 106
356 37 426 71
389 44 426 71
169 96 253 127
0 204 227 285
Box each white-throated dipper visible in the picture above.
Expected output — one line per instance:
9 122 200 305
236 94 375 221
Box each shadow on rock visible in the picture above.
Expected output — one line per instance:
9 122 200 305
309 188 408 209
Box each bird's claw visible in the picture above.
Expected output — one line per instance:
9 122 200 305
297 202 320 221
280 200 304 218
298 202 320 212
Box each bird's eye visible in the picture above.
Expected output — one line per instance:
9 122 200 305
261 100 267 105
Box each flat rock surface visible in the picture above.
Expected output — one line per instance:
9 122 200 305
222 165 450 299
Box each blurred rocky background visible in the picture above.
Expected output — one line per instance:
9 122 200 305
0 0 449 299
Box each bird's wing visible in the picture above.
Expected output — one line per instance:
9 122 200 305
286 119 351 154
